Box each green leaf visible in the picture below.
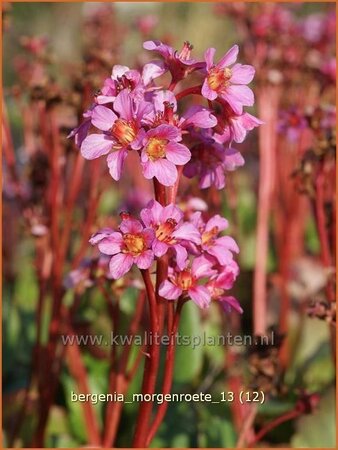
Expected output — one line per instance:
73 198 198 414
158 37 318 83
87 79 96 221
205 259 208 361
173 301 203 384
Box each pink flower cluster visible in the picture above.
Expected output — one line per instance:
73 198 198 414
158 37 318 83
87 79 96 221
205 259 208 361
90 201 242 313
70 41 261 190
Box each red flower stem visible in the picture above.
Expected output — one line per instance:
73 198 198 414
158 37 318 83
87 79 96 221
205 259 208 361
315 167 334 301
145 298 185 446
72 159 101 268
168 165 184 204
248 408 303 447
103 290 145 447
132 269 160 447
153 178 167 205
175 84 202 101
65 319 101 446
253 86 279 335
235 404 258 448
2 102 22 198
59 152 85 265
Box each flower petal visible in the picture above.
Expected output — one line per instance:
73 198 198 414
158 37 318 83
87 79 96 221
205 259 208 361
81 134 113 160
153 239 169 257
191 255 215 279
160 203 183 223
159 280 182 300
201 78 217 101
89 228 115 245
109 253 133 279
151 159 178 186
91 105 117 131
230 64 255 84
188 285 211 309
142 60 166 85
174 244 188 270
107 149 128 181
218 45 239 68
205 215 228 232
219 296 243 314
120 218 144 234
165 142 191 165
172 222 201 244
135 249 154 269
181 105 217 129
113 89 133 120
204 47 216 70
98 233 123 255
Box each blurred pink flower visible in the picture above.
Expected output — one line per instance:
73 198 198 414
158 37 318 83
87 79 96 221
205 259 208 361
159 255 216 308
214 104 262 144
201 45 255 114
206 260 243 313
140 200 201 269
184 138 244 190
140 124 191 186
90 218 155 279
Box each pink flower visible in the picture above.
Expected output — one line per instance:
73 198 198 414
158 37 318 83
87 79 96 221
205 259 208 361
206 259 242 313
90 218 155 279
143 40 204 82
184 137 244 190
159 256 216 308
146 90 217 130
278 107 307 142
80 89 151 180
141 124 191 186
190 212 239 265
201 46 255 114
214 103 262 144
219 296 243 314
140 200 201 269
96 65 142 104
68 109 93 147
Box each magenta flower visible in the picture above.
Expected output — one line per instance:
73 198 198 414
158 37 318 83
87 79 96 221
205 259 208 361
80 89 151 180
201 45 255 114
146 90 217 130
184 138 244 190
159 256 216 309
143 40 204 82
96 65 142 104
278 107 307 142
140 124 191 186
190 212 239 265
90 218 155 279
206 260 243 314
214 104 262 144
68 109 93 147
140 200 201 269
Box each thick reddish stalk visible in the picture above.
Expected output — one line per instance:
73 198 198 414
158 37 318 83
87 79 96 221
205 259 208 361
132 269 160 447
145 299 185 446
103 291 145 447
253 86 279 335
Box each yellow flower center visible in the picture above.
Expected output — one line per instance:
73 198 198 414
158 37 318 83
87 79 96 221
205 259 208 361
177 270 193 290
201 226 219 246
112 119 137 147
156 218 177 243
123 233 146 256
146 137 168 161
207 67 232 91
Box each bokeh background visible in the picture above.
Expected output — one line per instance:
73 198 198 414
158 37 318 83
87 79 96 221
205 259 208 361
3 2 336 448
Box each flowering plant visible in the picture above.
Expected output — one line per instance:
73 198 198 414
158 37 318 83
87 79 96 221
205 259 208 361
71 39 259 447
